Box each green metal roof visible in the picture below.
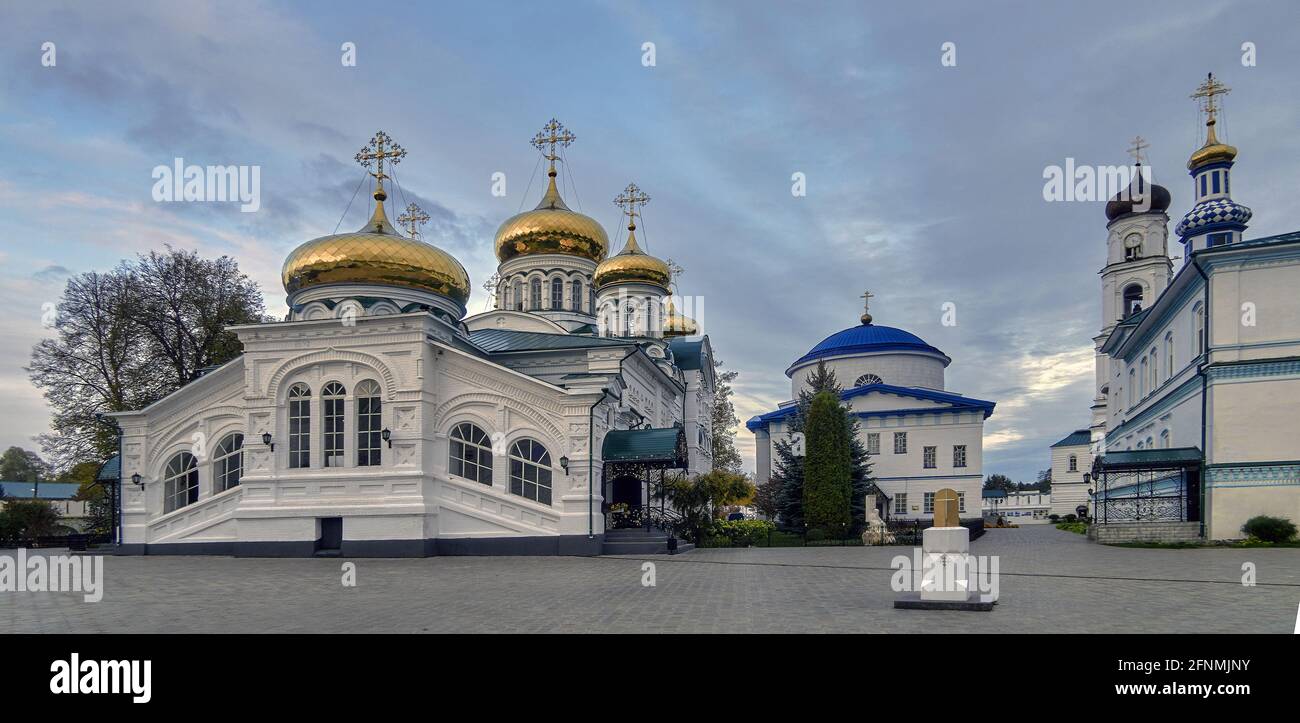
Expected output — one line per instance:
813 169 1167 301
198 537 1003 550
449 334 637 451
1050 430 1091 448
601 427 686 464
1095 447 1202 470
469 328 632 353
667 338 705 370
97 455 120 481
0 482 82 500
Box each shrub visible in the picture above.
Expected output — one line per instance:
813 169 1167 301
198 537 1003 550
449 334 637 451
1048 514 1060 522
1063 513 1077 523
1241 515 1297 543
712 519 776 547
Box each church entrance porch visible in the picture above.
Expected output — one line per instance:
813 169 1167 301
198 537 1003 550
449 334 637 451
1089 448 1203 542
600 427 689 554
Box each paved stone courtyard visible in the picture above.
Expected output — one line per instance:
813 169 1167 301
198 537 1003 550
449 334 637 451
4 525 1298 633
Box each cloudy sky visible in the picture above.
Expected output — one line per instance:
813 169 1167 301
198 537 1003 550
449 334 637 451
2 1 1298 480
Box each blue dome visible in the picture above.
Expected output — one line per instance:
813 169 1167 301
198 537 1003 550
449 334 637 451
787 323 948 376
1175 197 1253 238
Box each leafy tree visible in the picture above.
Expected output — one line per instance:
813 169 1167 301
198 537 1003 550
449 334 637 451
659 469 753 543
0 446 49 484
28 247 265 468
1035 468 1053 493
772 360 875 532
0 499 63 537
983 474 1017 493
752 478 781 520
63 461 113 536
803 391 852 536
709 357 743 474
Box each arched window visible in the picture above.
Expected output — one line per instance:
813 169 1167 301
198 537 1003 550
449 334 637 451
1068 454 1077 473
449 422 493 485
1194 303 1206 355
550 278 563 309
624 304 636 336
1165 332 1174 379
1146 436 1154 449
356 379 382 466
214 433 243 493
529 278 542 310
1160 429 1170 448
322 382 346 467
1128 368 1136 407
1139 358 1147 398
509 438 552 505
1149 349 1159 392
570 279 582 312
163 452 199 513
1122 284 1143 318
288 383 311 469
512 279 523 311
854 373 883 387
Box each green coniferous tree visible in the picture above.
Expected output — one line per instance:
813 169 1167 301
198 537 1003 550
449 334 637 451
803 391 852 536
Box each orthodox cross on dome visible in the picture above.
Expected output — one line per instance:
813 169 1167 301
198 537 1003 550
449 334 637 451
397 202 430 238
665 258 684 292
355 131 407 198
614 182 650 231
1127 136 1149 166
860 289 874 325
530 118 576 175
1190 73 1230 141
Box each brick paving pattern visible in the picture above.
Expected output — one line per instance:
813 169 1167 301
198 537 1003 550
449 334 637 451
4 525 1297 633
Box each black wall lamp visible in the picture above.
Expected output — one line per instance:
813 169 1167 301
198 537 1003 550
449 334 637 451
382 428 392 448
559 455 569 474
262 432 275 451
130 473 143 488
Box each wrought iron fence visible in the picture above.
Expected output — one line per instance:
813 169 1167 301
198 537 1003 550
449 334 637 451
1094 469 1191 524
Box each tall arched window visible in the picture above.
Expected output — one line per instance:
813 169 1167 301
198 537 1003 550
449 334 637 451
356 379 382 466
288 383 311 469
512 279 523 311
1139 358 1147 398
214 433 243 493
1194 303 1206 355
1068 454 1077 472
1122 284 1143 318
529 278 542 310
322 382 345 467
550 278 563 309
1160 429 1170 448
163 452 199 513
624 304 636 336
1128 368 1136 407
1165 332 1174 379
1149 349 1158 392
509 438 552 505
570 279 582 312
449 422 493 485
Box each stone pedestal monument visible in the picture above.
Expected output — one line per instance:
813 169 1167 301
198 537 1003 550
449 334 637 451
894 487 995 611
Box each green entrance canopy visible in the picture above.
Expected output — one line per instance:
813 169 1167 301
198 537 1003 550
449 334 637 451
601 427 687 467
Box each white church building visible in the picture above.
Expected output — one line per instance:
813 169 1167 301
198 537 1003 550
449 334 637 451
106 124 716 556
1062 74 1300 541
749 302 995 521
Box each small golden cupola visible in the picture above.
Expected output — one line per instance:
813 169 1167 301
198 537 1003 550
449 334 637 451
593 183 670 290
493 119 609 264
662 297 699 338
282 131 471 314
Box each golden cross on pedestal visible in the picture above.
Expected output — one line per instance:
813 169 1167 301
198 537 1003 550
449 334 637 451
530 118 576 175
614 183 650 230
397 202 430 238
1190 73 1231 144
1127 136 1149 165
860 290 874 324
355 131 407 197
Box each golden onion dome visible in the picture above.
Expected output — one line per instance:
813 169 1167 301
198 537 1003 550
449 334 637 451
593 226 670 289
493 171 609 263
282 190 471 305
662 298 699 338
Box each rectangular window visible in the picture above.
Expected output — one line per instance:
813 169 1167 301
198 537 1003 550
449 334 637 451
923 492 935 513
356 395 382 467
958 492 966 513
289 398 310 469
953 445 967 468
894 493 908 515
1200 174 1207 197
323 395 344 467
866 433 880 455
923 446 936 468
894 432 907 454
1212 171 1221 194
550 279 563 309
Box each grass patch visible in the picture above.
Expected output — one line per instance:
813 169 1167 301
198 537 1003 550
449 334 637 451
1108 538 1300 549
1055 522 1088 535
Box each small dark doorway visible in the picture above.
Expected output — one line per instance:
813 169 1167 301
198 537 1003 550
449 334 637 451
318 517 343 553
610 476 643 509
